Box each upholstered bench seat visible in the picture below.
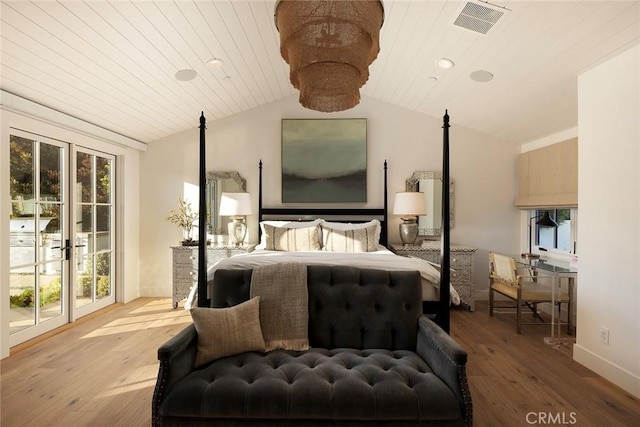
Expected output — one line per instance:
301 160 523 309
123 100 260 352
159 348 460 422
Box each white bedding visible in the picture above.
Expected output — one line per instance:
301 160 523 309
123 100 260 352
185 248 459 309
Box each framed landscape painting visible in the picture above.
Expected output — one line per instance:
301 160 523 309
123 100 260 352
282 119 367 203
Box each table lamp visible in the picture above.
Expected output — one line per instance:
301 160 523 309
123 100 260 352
393 192 426 246
521 212 559 259
219 192 252 246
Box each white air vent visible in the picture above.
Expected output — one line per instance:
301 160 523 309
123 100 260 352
453 1 508 34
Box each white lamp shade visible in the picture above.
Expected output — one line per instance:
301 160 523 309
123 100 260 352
219 192 252 216
393 192 426 216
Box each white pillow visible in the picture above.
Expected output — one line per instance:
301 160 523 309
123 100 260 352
321 224 379 252
262 224 322 251
255 219 323 250
320 219 382 248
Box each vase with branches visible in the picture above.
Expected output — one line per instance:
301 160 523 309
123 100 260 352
165 197 199 245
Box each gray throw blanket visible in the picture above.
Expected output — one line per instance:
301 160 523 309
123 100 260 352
250 263 309 351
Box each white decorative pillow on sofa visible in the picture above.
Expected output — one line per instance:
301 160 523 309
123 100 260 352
190 297 266 367
255 219 322 250
321 224 379 252
262 224 322 251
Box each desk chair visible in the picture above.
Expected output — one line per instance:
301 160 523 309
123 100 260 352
489 252 572 334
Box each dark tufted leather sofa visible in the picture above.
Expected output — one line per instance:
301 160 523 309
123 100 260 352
152 266 472 426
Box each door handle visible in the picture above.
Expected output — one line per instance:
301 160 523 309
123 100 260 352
51 239 86 260
52 239 72 260
51 239 71 261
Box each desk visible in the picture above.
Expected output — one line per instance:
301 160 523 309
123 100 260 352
516 257 577 347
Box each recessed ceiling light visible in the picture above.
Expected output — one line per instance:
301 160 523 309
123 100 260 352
175 69 197 81
207 58 224 68
437 58 455 69
470 70 494 82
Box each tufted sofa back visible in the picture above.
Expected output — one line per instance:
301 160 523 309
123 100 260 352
210 265 423 351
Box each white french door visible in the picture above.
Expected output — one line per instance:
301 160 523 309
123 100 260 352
8 130 116 346
72 147 116 319
9 131 69 343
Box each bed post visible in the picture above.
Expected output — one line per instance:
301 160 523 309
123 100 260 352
197 112 208 307
258 160 263 242
440 110 451 333
383 160 388 247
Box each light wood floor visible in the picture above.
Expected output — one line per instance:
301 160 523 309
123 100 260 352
1 298 638 426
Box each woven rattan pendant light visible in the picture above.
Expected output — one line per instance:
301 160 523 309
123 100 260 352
275 0 384 112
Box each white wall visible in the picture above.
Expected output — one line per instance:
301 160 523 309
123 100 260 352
140 94 520 299
119 149 142 303
0 101 143 359
574 45 639 397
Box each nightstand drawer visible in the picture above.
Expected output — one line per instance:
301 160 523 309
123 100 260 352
173 279 194 297
451 254 472 268
174 265 197 282
451 268 471 284
173 250 198 266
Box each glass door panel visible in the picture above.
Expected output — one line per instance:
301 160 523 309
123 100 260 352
75 254 93 309
38 141 64 325
39 262 63 323
9 268 36 334
76 152 93 202
96 252 111 301
10 136 36 334
96 156 111 203
75 202 93 308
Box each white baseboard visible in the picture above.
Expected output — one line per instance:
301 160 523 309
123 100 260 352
573 344 640 398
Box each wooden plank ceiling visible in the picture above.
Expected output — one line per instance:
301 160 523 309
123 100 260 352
1 0 638 144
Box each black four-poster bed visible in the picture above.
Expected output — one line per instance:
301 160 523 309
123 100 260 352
195 111 453 332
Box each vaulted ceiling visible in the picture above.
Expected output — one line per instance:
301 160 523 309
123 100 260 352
1 1 638 145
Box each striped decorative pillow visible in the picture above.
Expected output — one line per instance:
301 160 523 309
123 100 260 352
263 224 322 251
256 219 322 250
321 224 378 252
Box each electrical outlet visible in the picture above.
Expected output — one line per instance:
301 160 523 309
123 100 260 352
600 327 610 345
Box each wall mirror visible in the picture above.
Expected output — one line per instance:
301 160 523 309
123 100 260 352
206 171 246 235
406 171 454 237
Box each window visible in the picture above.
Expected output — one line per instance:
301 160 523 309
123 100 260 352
533 208 577 254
